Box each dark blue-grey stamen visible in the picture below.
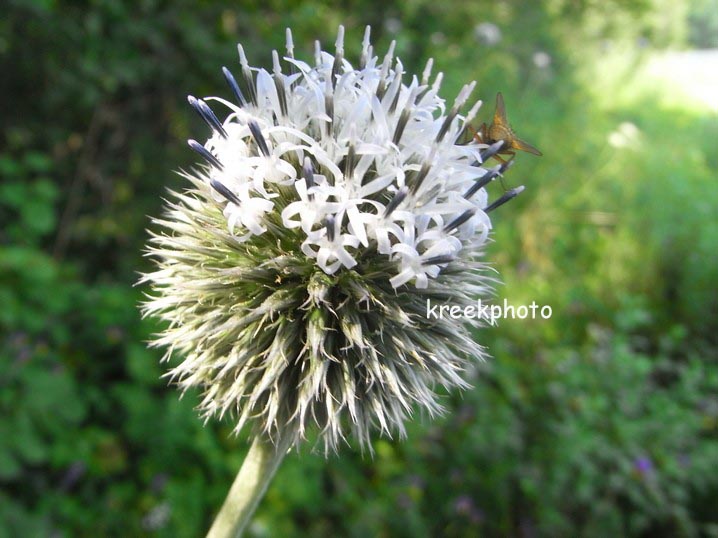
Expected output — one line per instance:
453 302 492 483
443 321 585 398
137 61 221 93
479 140 504 163
388 72 403 115
384 186 409 217
416 85 431 104
331 53 343 89
222 67 247 107
244 68 257 106
410 161 432 194
275 77 288 117
188 96 227 138
436 106 458 143
272 51 289 117
210 178 240 205
444 209 476 233
498 159 513 175
302 157 315 190
324 91 334 137
376 79 388 101
325 215 336 242
484 186 525 213
392 108 411 146
238 45 257 106
376 41 396 101
344 144 356 179
199 100 227 138
419 184 442 206
248 121 270 157
375 64 390 101
463 165 503 199
303 157 315 201
188 139 223 170
422 254 455 266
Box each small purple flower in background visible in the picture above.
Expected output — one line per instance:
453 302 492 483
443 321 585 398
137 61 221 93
453 495 484 524
397 493 413 510
150 473 169 493
58 461 86 492
8 332 32 364
634 455 654 477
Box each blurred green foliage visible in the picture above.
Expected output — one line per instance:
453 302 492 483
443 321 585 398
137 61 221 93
688 0 718 47
1 0 717 536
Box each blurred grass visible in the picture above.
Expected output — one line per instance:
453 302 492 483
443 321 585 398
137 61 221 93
1 1 717 537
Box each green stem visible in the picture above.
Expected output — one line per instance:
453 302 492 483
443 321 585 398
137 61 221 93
206 435 291 538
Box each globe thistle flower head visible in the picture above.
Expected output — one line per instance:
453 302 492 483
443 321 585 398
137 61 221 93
141 26 524 454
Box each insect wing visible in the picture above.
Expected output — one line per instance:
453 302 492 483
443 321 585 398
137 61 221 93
493 92 509 128
511 136 543 156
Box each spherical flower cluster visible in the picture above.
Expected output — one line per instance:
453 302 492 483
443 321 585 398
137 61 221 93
141 26 524 453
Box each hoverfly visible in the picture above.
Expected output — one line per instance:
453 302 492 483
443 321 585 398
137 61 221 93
471 92 542 163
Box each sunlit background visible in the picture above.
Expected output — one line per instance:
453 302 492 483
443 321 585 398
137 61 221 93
2 1 717 536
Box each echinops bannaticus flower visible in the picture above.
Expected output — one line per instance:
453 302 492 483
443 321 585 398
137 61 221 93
141 26 524 454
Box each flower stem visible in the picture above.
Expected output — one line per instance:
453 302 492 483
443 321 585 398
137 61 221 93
206 435 291 538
